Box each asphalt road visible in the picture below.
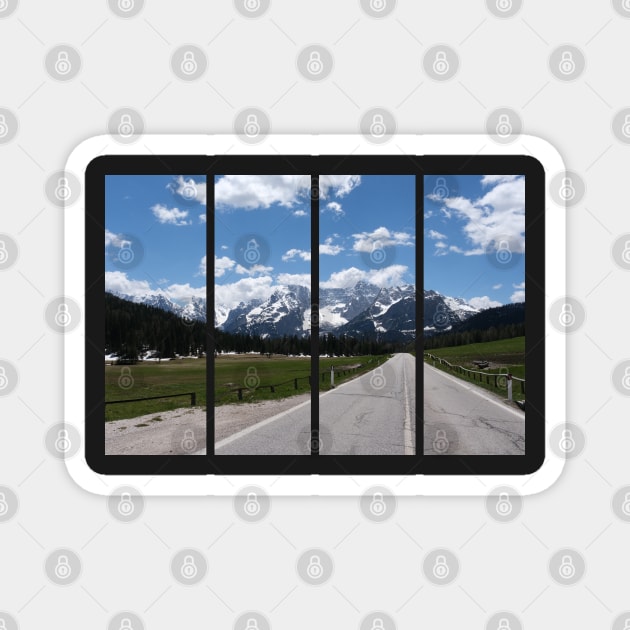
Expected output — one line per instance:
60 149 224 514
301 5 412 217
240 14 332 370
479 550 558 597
215 353 416 456
423 362 525 455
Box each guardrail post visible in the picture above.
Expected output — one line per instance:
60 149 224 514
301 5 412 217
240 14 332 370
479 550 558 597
270 385 275 393
294 378 298 389
191 392 196 406
330 365 335 387
507 373 513 401
237 388 243 401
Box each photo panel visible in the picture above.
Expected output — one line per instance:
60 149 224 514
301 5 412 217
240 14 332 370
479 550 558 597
212 175 313 456
103 174 207 456
318 175 417 455
423 174 526 456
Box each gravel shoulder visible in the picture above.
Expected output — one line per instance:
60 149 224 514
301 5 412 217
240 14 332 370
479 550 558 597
105 393 311 455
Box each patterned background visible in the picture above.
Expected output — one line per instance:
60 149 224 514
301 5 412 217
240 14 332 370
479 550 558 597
1 0 630 628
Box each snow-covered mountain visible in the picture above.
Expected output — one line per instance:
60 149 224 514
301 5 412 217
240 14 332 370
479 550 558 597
111 284 483 340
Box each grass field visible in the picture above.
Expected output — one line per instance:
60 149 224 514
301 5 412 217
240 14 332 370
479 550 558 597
105 354 389 421
424 336 525 401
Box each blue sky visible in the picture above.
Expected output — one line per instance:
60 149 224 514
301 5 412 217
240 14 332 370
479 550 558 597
424 174 525 308
104 174 206 303
213 174 415 309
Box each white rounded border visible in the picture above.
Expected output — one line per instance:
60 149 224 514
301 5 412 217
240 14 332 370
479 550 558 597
64 134 565 496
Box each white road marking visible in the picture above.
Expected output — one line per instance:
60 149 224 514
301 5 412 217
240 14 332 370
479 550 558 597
402 355 414 455
424 362 525 419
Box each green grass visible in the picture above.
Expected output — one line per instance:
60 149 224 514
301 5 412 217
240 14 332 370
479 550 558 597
424 337 525 401
105 354 389 421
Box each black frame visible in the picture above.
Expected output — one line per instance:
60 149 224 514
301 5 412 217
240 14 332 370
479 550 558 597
86 153 545 476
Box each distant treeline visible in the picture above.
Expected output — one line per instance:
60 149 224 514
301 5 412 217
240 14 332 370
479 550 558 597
424 303 525 350
106 293 412 358
106 293 206 358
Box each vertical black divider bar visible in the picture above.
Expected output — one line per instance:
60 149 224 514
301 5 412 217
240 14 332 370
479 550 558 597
206 174 215 458
310 174 320 455
415 173 424 458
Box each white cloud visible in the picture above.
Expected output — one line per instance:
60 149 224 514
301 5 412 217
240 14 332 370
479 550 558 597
427 229 447 240
105 230 131 248
448 245 464 254
435 241 447 248
167 175 207 205
105 271 152 296
320 175 361 198
513 281 525 289
282 248 311 262
293 209 307 217
234 263 274 276
323 201 344 217
151 204 191 226
352 226 414 253
215 276 275 309
276 273 311 287
319 236 343 256
105 271 205 303
214 255 234 278
199 214 206 223
511 290 525 303
492 283 503 290
320 264 409 289
468 296 502 310
220 245 228 250
435 176 525 255
215 175 310 210
199 256 207 277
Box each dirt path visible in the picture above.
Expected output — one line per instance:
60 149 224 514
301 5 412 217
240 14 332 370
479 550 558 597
105 393 310 455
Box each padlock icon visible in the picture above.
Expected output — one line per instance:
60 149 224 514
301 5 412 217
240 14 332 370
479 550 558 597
0 114 8 138
306 554 323 579
0 0 7 10
244 366 260 389
496 0 512 11
0 240 8 264
496 114 513 137
181 555 198 579
54 177 72 201
433 303 449 327
433 429 449 453
119 618 134 630
371 618 385 630
432 51 449 75
622 366 630 390
621 492 630 516
433 177 448 199
54 303 72 328
496 240 512 264
559 429 575 453
369 113 386 138
245 619 260 630
243 492 261 516
624 0 630 11
369 0 386 11
369 492 387 516
306 50 323 75
54 554 72 579
559 177 575 201
558 554 576 579
54 51 72 75
181 51 198 75
623 619 630 630
0 619 7 630
0 366 7 390
621 240 630 264
118 0 134 11
622 115 630 138
118 492 135 516
0 492 8 516
496 492 513 516
432 555 450 579
117 114 134 137
370 366 386 390
370 240 386 264
244 113 261 138
558 51 576 75
118 242 135 264
244 238 260 264
497 618 511 630
118 366 134 389
55 429 71 453
244 0 261 11
181 429 197 452
558 303 575 327
182 182 196 199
